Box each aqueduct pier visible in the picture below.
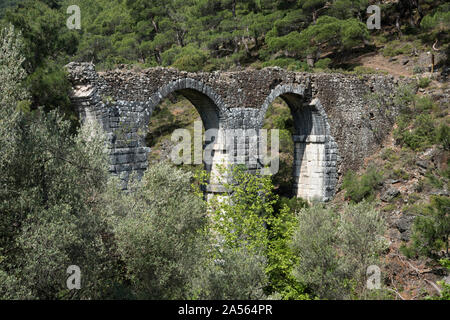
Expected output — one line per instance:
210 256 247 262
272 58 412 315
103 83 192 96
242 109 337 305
66 62 402 201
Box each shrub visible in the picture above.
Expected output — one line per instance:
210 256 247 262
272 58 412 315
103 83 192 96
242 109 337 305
292 202 387 299
413 66 424 74
353 66 380 74
314 58 332 70
266 203 310 299
170 45 208 72
262 58 310 71
382 41 413 57
428 259 450 300
208 166 309 299
394 114 436 151
436 123 450 150
418 77 431 88
342 166 384 203
381 148 399 162
106 162 209 299
404 196 450 258
193 246 268 300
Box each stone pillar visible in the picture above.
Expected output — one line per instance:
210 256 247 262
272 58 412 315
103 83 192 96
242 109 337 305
205 126 261 201
206 128 230 201
293 135 326 201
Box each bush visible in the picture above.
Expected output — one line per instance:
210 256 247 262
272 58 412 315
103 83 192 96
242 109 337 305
170 45 208 72
106 162 209 299
342 166 384 203
404 196 450 258
193 246 267 300
382 41 412 57
353 66 379 74
292 202 387 299
394 114 436 151
265 203 310 299
1 26 115 299
436 123 450 150
314 58 332 70
418 77 431 88
208 166 310 299
429 259 450 300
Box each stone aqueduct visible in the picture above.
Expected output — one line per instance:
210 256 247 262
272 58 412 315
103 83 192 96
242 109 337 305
66 62 401 201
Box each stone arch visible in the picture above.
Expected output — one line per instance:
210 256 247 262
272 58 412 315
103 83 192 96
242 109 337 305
141 78 227 130
259 84 338 201
135 78 230 194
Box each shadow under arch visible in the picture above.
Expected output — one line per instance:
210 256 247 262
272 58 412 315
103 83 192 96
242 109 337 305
143 78 227 131
137 78 228 188
259 84 338 202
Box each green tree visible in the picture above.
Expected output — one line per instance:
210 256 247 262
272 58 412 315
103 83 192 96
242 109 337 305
267 15 369 65
105 162 209 299
0 24 118 299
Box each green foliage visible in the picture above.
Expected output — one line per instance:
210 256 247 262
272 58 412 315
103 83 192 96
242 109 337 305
342 166 383 203
381 148 399 162
4 1 78 71
266 202 310 299
434 258 450 300
436 122 450 150
352 66 380 74
192 245 268 300
262 58 310 71
314 58 332 69
395 114 436 151
0 1 23 17
418 77 431 88
209 165 277 251
171 45 208 72
0 23 28 108
27 59 73 114
2 1 79 119
267 15 368 63
0 91 115 299
393 93 441 151
420 4 450 43
208 166 310 299
404 196 450 258
292 201 387 299
382 41 413 57
105 162 209 299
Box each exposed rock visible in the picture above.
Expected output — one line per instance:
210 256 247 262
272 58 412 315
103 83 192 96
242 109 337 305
416 160 429 170
430 189 449 197
385 179 401 185
381 188 401 202
394 214 416 242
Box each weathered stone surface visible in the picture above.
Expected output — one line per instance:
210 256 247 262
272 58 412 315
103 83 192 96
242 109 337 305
395 214 416 242
66 62 402 201
381 188 401 202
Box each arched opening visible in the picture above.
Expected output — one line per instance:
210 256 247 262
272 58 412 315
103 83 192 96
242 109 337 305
143 83 223 190
262 97 295 197
260 85 336 202
281 93 329 201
